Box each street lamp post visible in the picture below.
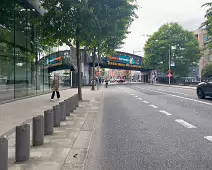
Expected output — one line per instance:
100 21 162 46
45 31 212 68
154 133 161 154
159 45 175 86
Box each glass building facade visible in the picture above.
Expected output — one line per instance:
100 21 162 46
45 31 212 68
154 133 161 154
0 0 56 102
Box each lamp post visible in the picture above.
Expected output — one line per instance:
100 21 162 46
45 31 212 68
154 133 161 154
159 45 175 86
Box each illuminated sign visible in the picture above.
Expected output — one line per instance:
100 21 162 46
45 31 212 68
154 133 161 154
47 56 62 64
107 54 142 66
44 55 63 68
108 62 142 68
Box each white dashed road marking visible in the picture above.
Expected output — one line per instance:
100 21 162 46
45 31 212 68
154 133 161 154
142 101 149 104
135 96 138 98
159 110 172 116
149 104 158 109
175 119 196 128
138 98 142 100
204 136 212 142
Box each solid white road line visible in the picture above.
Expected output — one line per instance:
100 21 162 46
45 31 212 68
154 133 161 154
159 110 172 116
158 89 188 95
142 101 149 104
204 136 212 142
149 104 158 109
139 87 212 106
175 119 196 128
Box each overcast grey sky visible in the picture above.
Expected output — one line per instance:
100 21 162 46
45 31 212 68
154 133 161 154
119 0 210 56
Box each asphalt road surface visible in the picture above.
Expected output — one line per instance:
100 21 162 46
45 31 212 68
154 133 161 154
85 84 212 170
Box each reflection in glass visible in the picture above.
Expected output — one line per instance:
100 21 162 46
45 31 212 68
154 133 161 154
0 0 51 101
0 0 15 101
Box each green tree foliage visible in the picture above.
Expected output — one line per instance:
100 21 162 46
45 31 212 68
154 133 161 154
144 23 201 77
202 63 212 79
83 0 137 54
202 3 212 51
36 0 137 53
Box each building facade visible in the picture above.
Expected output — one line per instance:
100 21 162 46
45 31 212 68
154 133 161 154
0 0 49 102
193 28 212 78
0 0 83 102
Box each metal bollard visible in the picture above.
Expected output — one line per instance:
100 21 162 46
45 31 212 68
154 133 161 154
44 109 54 135
69 97 74 113
33 115 44 146
76 94 79 107
59 101 66 121
73 95 76 110
16 124 30 162
74 94 78 109
65 99 70 116
53 105 61 127
67 98 71 114
0 137 8 170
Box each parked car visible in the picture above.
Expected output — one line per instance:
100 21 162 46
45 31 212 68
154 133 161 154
196 77 212 99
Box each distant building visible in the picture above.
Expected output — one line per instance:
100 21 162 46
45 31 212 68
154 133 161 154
193 28 212 78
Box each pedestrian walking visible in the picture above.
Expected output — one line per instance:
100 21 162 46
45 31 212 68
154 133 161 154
51 74 60 100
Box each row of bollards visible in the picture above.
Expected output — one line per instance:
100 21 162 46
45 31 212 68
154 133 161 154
0 94 79 170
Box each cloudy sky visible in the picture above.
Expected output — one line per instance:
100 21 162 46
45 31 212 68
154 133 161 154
119 0 211 56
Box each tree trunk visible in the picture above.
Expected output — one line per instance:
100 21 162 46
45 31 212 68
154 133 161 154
97 47 100 90
91 47 96 90
76 28 82 100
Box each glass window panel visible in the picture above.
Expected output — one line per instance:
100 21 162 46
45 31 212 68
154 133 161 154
14 3 27 98
0 0 15 101
26 10 37 96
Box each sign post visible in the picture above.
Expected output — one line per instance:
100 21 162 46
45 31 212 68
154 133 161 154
168 70 172 86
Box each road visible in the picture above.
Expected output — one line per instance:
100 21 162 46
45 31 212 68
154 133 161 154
85 84 212 170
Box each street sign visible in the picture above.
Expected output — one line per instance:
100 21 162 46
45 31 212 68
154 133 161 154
168 73 172 78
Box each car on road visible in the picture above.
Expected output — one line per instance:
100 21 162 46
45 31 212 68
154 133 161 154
196 77 212 99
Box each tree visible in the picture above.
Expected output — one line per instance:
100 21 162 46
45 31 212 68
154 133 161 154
144 23 201 77
202 63 212 79
35 0 137 98
202 3 212 51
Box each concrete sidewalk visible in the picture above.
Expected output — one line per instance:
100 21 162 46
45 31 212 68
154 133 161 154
8 91 103 169
0 87 101 137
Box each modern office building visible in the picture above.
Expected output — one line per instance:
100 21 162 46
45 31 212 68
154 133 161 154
0 0 64 102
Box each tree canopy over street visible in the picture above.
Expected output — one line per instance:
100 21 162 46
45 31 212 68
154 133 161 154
202 2 212 51
36 0 138 54
202 63 212 79
143 23 201 77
